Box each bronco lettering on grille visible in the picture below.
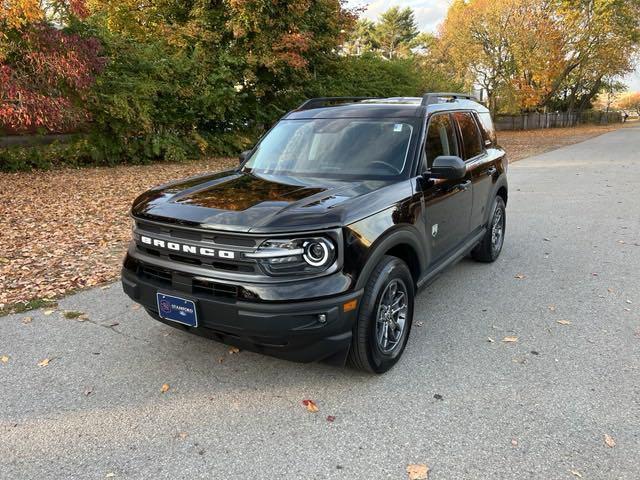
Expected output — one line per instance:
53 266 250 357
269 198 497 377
140 235 236 259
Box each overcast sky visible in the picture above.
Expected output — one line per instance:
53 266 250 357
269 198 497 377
347 0 640 91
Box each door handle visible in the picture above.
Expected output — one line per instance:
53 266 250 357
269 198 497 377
486 166 497 176
457 180 471 191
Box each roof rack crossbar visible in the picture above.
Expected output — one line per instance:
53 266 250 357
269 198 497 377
421 92 478 106
297 97 378 111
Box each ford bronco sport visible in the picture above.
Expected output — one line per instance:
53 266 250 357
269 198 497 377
122 93 508 373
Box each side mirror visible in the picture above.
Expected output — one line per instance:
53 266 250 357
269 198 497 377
428 155 466 180
239 149 252 164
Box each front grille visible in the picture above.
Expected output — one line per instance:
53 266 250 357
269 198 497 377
168 254 202 265
212 235 256 247
133 219 261 275
192 278 238 298
141 265 172 285
134 261 241 300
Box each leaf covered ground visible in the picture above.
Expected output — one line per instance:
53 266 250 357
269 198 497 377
497 124 624 162
0 158 236 311
0 124 626 312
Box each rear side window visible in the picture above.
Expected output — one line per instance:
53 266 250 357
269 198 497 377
425 114 458 169
477 112 497 146
454 112 483 160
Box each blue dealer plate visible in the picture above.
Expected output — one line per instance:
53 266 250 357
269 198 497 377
156 293 198 327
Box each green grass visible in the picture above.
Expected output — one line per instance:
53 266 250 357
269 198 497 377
0 298 58 317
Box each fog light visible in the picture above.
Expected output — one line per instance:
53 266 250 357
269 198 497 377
318 313 327 323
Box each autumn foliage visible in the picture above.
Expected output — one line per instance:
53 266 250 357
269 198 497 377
617 91 640 115
436 0 640 114
0 0 104 134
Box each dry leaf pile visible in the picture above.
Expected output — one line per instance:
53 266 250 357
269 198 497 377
0 158 235 309
497 124 624 162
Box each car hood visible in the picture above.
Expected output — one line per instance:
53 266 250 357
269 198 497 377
131 170 409 233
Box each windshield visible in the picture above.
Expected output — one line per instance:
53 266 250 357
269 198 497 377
243 118 416 178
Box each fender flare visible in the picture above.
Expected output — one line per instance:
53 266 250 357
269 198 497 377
484 175 508 225
354 226 427 291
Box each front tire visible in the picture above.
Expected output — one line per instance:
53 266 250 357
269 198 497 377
348 256 415 373
471 196 506 262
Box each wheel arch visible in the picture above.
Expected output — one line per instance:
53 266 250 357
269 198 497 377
483 176 508 225
354 227 427 291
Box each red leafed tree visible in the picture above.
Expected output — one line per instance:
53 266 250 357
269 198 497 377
0 0 104 134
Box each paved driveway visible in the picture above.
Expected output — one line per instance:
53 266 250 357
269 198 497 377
1 126 639 479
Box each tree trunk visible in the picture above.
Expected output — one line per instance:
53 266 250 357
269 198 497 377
577 76 603 114
539 61 580 107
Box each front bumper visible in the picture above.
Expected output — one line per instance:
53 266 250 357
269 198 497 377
121 261 362 364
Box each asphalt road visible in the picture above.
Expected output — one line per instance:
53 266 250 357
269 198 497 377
1 126 639 480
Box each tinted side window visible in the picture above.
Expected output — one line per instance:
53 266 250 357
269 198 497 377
454 112 483 160
477 112 497 146
425 114 458 169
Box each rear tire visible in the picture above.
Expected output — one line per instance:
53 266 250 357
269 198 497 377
348 256 415 373
471 196 506 262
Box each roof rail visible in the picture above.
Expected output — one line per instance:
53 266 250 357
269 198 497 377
297 97 378 111
421 92 478 106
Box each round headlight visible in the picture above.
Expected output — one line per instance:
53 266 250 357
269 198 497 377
303 239 332 267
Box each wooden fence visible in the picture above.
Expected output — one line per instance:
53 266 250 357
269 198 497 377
0 134 76 148
494 111 622 131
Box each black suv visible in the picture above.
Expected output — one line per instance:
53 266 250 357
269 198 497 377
122 93 508 373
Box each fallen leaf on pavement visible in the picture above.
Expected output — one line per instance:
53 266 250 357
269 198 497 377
604 434 616 448
105 473 116 478
131 304 141 310
570 470 583 478
37 358 50 367
502 336 518 343
514 273 526 279
161 383 170 393
217 356 225 363
1 355 9 364
511 438 518 446
625 299 632 304
177 431 188 439
21 316 32 324
591 272 598 276
63 310 85 319
557 320 572 325
228 347 240 354
415 321 424 327
406 463 429 480
487 337 495 343
548 305 556 312
84 386 94 396
326 415 336 422
43 309 56 316
302 399 319 413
